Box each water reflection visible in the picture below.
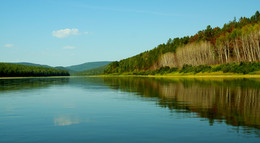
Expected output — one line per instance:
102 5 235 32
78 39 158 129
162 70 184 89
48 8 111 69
54 115 81 126
0 77 69 93
1 77 260 139
102 77 260 132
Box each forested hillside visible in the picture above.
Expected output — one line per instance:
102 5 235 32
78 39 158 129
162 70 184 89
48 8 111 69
14 62 51 68
8 61 112 75
104 11 260 74
66 61 112 72
72 65 108 76
0 63 70 77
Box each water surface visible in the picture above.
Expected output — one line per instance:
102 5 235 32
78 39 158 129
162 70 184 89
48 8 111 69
0 77 260 142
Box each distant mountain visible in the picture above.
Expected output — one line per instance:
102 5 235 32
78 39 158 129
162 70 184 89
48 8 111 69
14 62 51 68
72 65 108 75
65 61 112 72
12 61 113 74
54 66 74 73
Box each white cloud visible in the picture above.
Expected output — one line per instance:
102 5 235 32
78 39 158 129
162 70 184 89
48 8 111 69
52 28 79 38
63 46 76 49
84 32 88 34
3 44 13 48
54 115 80 126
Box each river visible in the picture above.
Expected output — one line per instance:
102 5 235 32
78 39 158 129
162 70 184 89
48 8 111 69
0 77 259 142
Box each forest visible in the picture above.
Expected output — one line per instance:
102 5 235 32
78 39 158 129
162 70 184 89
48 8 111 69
0 63 70 77
73 65 108 76
104 11 260 74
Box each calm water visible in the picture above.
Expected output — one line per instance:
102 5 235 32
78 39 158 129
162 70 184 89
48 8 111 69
0 77 260 143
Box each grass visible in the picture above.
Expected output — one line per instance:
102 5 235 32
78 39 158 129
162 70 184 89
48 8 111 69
96 72 260 78
103 62 260 77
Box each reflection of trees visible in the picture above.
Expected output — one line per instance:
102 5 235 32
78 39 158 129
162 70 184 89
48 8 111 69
103 77 260 131
1 77 259 135
0 78 69 93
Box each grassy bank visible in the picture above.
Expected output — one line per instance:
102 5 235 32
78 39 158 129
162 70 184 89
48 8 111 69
94 72 260 78
2 73 260 79
101 62 260 77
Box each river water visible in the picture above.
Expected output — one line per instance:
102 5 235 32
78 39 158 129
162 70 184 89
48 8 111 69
0 77 259 142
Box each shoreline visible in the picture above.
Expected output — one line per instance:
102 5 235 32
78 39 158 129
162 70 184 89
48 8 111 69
87 73 260 78
2 73 260 79
0 76 71 79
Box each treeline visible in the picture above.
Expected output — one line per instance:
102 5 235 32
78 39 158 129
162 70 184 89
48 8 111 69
0 63 70 77
180 62 260 74
72 65 108 76
123 61 260 75
105 11 260 74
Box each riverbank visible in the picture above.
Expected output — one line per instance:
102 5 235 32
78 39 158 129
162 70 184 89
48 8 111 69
95 71 260 78
0 76 70 79
2 72 260 79
104 62 260 76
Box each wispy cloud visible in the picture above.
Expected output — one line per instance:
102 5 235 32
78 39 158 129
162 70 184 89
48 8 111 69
63 46 76 49
3 44 14 48
52 28 80 38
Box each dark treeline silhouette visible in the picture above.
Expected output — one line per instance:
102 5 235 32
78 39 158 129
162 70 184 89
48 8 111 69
105 11 260 74
0 63 70 77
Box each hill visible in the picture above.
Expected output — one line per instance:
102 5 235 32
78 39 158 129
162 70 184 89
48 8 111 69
54 66 74 73
14 62 74 73
66 61 112 72
72 65 108 75
14 62 51 68
12 61 112 74
0 63 70 77
104 11 260 74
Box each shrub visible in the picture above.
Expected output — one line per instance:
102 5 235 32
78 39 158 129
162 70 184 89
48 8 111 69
180 64 193 73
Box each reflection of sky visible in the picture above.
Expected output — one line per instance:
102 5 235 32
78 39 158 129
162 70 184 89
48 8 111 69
1 77 260 142
54 115 80 126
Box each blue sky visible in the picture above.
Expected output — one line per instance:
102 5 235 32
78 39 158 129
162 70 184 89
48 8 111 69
1 0 260 66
